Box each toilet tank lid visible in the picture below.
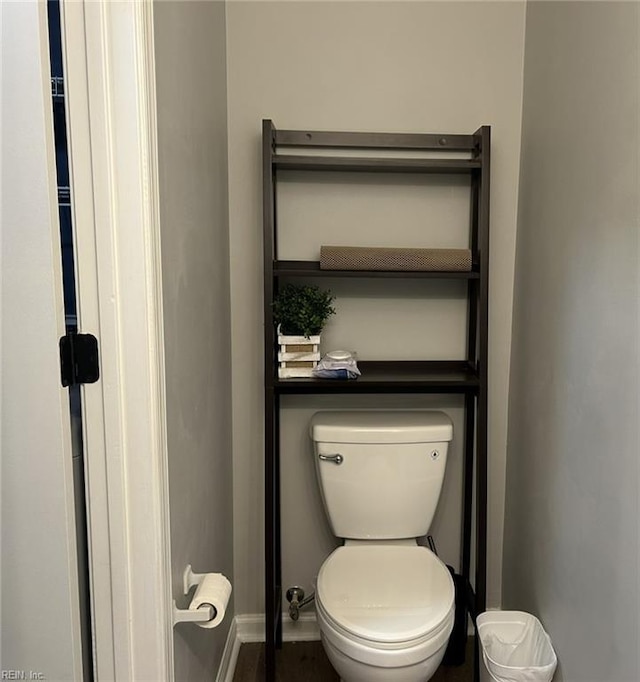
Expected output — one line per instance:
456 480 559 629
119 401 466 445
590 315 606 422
310 411 453 444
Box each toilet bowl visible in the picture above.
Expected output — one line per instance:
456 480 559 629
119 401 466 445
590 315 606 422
315 544 455 682
310 410 456 682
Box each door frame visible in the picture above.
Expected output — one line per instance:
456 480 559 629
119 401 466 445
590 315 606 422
61 1 173 678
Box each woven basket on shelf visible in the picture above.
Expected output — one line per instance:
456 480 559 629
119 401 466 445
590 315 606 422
320 245 472 272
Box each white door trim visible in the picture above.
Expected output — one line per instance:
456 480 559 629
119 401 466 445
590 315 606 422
61 1 173 679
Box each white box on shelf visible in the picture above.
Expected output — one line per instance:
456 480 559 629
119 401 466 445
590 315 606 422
277 334 321 378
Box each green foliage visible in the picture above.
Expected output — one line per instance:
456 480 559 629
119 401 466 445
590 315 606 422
273 284 336 337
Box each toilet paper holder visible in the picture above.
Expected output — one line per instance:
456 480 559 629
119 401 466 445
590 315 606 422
172 564 217 626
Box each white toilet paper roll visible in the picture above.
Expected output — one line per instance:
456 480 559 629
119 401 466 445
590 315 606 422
189 573 232 629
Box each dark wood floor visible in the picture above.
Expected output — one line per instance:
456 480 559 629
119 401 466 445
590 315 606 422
233 639 475 681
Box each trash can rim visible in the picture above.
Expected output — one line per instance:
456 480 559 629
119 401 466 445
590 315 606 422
477 609 545 624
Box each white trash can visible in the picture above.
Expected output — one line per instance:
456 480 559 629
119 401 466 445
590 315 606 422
477 611 557 682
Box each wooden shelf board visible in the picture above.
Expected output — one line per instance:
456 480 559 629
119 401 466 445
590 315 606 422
272 361 479 394
273 260 479 279
275 129 478 152
273 155 481 174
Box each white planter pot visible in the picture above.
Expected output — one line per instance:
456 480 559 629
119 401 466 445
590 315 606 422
278 334 320 378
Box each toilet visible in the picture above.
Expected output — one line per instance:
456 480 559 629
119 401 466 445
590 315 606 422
310 410 456 682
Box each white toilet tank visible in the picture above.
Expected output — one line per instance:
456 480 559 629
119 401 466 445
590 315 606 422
310 411 453 540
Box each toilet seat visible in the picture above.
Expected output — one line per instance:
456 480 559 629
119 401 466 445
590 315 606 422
316 545 455 645
317 599 454 670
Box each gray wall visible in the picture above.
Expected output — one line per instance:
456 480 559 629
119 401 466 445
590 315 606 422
227 0 527 614
503 3 639 681
154 2 234 679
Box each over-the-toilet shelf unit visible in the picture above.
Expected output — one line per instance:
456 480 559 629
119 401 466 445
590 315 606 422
262 120 490 682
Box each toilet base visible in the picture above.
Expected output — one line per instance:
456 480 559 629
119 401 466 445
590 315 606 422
321 632 448 682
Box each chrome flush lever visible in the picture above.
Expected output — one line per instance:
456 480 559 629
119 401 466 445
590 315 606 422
318 453 343 465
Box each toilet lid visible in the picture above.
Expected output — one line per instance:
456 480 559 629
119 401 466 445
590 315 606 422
317 545 455 644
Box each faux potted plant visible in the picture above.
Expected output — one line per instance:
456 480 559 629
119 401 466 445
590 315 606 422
273 283 335 378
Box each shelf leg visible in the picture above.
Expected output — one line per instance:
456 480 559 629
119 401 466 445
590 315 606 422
264 387 277 681
461 392 475 586
274 392 282 649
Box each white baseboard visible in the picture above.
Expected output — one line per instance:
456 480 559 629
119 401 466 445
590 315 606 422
216 617 240 682
236 611 320 643
219 610 475 680
217 611 320 681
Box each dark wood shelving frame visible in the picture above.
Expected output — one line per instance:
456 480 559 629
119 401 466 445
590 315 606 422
263 120 490 682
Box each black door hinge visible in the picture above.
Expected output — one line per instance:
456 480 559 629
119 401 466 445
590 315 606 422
59 332 100 387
